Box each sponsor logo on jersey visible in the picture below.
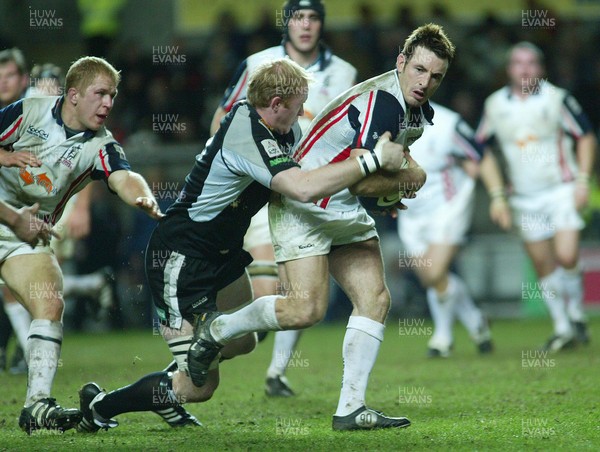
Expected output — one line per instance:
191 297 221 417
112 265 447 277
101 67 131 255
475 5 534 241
56 144 82 169
26 125 49 140
269 156 293 167
19 168 56 194
261 139 284 158
298 243 314 249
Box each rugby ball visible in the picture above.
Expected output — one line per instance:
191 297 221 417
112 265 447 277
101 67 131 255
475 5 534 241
357 156 409 214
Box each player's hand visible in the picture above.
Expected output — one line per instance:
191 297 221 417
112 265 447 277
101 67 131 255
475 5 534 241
136 197 164 220
0 147 42 168
574 182 589 211
13 203 60 247
489 197 511 230
376 132 405 172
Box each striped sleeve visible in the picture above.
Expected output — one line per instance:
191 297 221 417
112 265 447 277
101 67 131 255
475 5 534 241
452 118 483 161
560 94 593 139
91 142 131 180
0 100 24 145
219 59 250 113
349 90 403 150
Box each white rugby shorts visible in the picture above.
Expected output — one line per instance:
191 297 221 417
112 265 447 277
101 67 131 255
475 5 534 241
269 196 378 262
398 178 475 255
511 182 584 242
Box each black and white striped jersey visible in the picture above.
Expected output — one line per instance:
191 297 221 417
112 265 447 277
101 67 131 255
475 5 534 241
156 101 300 259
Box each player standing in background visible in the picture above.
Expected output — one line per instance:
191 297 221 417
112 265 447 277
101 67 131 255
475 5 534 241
75 58 406 432
476 42 596 352
0 56 163 434
397 102 493 358
212 0 358 397
188 24 452 431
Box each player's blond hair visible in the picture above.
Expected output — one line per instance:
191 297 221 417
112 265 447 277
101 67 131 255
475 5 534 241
401 23 455 64
247 58 312 108
65 56 120 93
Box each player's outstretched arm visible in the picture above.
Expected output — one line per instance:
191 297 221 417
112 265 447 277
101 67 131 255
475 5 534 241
574 132 597 211
479 151 511 230
272 132 404 202
107 170 164 220
0 201 58 247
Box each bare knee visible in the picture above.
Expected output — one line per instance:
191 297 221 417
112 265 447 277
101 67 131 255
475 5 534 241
173 370 219 403
282 293 327 329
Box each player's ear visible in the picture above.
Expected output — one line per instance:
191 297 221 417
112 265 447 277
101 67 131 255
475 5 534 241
396 53 406 73
67 87 79 106
270 96 283 113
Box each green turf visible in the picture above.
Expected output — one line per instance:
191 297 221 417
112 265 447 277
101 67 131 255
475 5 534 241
1 317 599 451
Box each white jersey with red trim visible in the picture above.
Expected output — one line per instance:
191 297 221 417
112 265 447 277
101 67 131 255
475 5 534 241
0 96 130 225
293 69 434 211
402 102 482 216
219 45 357 132
475 81 593 195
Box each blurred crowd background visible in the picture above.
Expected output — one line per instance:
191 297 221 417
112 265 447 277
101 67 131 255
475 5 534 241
1 0 599 330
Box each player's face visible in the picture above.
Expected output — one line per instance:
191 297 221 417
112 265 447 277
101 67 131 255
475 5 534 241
507 47 544 91
397 46 448 108
0 61 27 106
273 92 307 134
71 74 117 131
287 9 322 54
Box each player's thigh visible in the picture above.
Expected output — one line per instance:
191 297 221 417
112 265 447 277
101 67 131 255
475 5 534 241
415 243 459 288
328 238 389 317
0 253 63 318
523 239 556 277
216 272 253 312
553 229 580 269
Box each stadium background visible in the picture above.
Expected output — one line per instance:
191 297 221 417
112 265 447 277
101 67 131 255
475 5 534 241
0 0 599 330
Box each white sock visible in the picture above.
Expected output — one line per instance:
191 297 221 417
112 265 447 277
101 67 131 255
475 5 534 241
26 319 63 406
426 283 456 350
561 266 585 322
540 269 572 336
211 295 281 344
450 274 489 343
4 302 31 350
335 316 384 417
266 330 302 378
62 273 104 298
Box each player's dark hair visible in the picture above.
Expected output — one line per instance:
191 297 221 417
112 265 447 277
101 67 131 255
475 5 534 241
0 48 28 75
401 23 455 64
281 0 325 42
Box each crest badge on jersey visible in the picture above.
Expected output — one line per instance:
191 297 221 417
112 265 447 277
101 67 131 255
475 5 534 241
261 139 284 158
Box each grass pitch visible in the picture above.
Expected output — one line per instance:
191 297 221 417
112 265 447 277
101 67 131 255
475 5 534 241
1 317 598 451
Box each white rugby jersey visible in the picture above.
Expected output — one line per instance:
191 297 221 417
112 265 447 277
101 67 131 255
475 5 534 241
0 96 130 225
293 69 434 211
402 102 482 216
219 44 357 132
475 81 593 195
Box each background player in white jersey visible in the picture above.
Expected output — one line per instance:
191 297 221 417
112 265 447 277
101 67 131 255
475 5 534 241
212 0 357 397
0 56 163 434
476 42 596 352
75 59 405 431
189 24 453 431
398 102 492 358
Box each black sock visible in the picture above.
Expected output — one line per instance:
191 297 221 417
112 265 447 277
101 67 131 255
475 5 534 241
0 308 13 350
94 371 178 418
